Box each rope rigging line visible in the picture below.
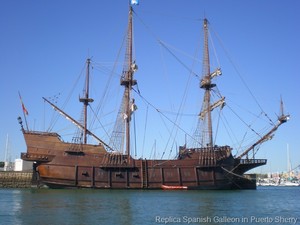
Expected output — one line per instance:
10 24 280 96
133 111 137 157
91 62 122 79
216 99 275 157
159 40 200 79
208 28 221 69
158 111 173 154
88 56 124 132
141 105 149 158
159 24 204 157
133 10 202 157
233 130 249 157
137 9 202 23
221 166 255 181
220 97 277 157
132 88 202 148
209 25 275 127
213 107 222 146
290 164 300 173
88 105 113 147
158 41 202 77
226 103 263 139
46 62 87 132
155 110 197 117
133 10 201 80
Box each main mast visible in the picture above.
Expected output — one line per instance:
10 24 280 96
120 5 138 158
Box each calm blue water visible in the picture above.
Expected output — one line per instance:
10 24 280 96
0 187 299 225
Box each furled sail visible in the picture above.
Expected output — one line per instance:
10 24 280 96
199 96 225 120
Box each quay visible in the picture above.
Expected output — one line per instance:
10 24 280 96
0 171 34 188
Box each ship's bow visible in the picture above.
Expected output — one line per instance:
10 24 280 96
231 158 267 189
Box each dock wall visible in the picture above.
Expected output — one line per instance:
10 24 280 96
0 171 33 188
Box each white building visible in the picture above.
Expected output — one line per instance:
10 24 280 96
4 161 14 171
14 159 33 171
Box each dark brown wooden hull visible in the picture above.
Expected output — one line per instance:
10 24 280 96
21 131 266 190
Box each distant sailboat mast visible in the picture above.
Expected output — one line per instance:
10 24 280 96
4 134 11 171
287 143 292 178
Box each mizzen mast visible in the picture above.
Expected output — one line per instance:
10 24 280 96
79 58 94 144
43 97 114 151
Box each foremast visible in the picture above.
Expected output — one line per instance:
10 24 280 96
198 18 224 147
197 19 289 158
120 5 138 159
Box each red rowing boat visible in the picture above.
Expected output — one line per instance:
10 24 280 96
161 185 188 190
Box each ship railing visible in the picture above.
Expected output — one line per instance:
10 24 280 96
21 152 52 162
239 159 267 165
100 153 135 168
24 130 61 137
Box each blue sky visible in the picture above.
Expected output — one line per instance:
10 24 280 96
0 0 299 173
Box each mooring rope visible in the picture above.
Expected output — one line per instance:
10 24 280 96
221 166 256 181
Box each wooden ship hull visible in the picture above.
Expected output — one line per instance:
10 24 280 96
21 131 266 189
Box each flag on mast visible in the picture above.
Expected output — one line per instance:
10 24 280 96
18 92 29 115
131 0 139 5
